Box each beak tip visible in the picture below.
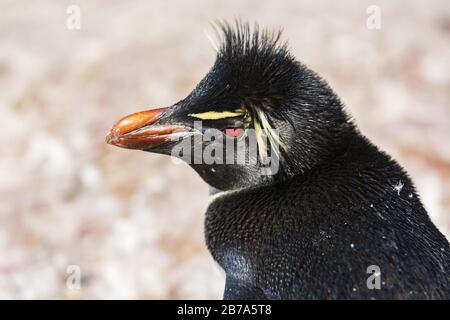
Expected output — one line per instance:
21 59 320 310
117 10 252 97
105 129 117 145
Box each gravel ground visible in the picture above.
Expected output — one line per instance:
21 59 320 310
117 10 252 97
0 0 449 299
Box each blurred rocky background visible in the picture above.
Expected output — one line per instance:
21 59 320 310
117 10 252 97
0 0 448 299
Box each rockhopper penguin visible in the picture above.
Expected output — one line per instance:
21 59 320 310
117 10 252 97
106 22 449 299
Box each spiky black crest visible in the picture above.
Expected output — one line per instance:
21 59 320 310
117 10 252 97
214 21 288 63
211 21 299 109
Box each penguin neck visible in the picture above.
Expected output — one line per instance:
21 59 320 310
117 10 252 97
192 162 278 192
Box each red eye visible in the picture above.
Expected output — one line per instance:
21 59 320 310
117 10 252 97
225 128 243 138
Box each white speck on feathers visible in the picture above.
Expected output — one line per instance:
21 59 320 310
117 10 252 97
393 180 404 195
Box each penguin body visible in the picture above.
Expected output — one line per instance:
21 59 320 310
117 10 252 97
206 134 449 299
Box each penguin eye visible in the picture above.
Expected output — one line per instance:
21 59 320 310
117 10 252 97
224 128 244 138
223 109 252 138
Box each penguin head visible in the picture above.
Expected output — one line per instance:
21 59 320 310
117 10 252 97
106 22 353 190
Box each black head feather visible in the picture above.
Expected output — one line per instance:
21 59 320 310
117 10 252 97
211 21 298 110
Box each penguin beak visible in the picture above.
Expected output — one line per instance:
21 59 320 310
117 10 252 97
105 107 191 150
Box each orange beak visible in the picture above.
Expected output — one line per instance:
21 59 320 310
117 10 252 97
105 107 190 150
